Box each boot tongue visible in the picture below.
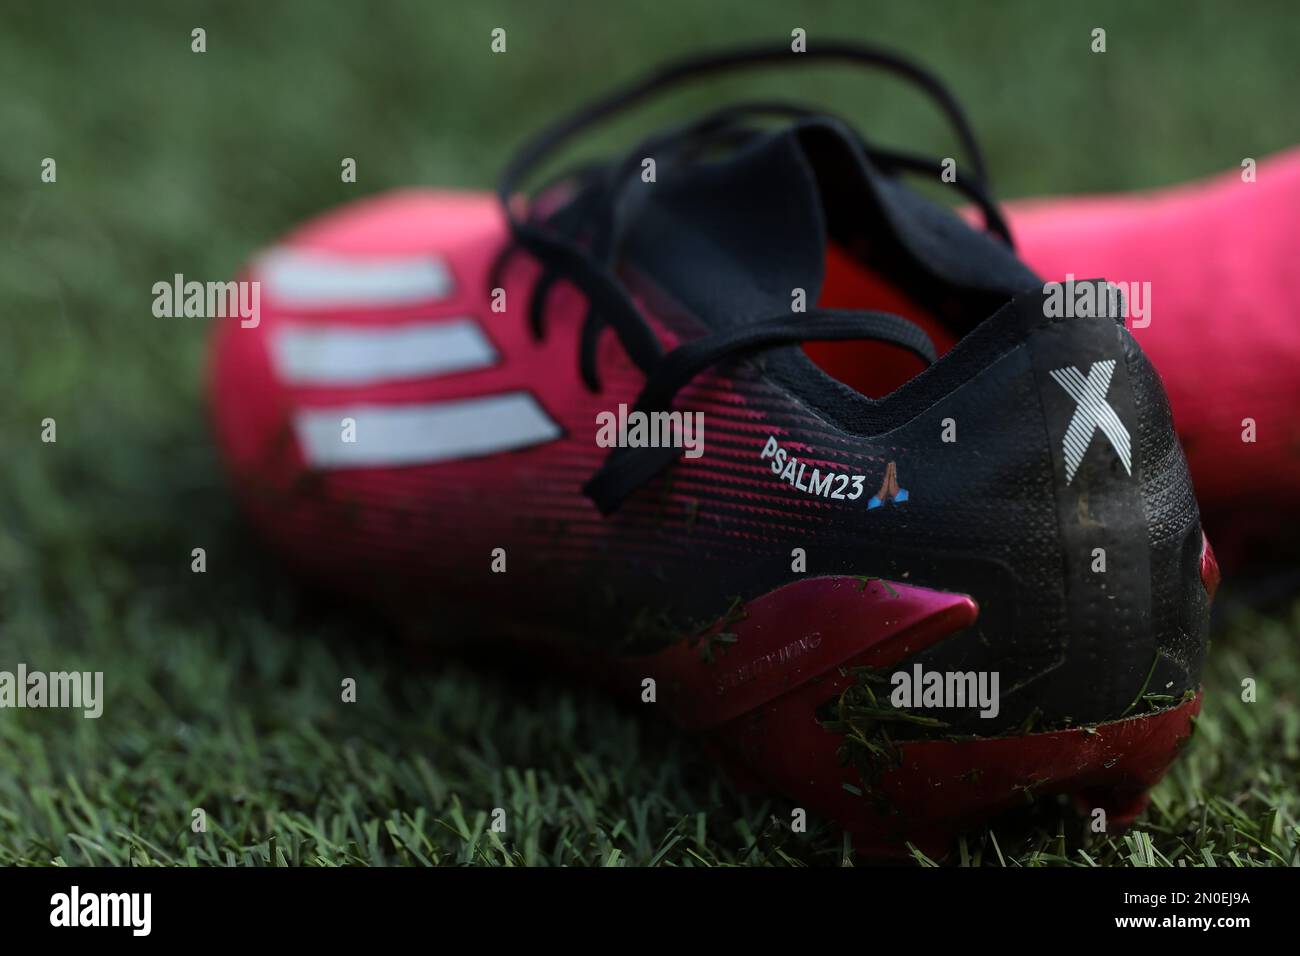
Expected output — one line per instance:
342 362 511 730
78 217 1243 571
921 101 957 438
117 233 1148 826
618 128 827 331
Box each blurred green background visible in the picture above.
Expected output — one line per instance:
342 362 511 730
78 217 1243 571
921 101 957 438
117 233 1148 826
0 1 1296 865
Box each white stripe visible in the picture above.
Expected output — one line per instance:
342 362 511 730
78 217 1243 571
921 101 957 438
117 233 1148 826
294 393 562 468
271 320 496 385
257 248 454 307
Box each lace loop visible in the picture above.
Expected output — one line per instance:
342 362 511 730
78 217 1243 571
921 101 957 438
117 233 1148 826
494 41 1000 511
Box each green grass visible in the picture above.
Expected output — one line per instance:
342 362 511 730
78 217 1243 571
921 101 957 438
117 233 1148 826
1 0 1298 865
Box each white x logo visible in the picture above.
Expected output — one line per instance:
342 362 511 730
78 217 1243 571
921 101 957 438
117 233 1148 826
1048 360 1132 483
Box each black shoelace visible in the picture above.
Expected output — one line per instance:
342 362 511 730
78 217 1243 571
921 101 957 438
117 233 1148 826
490 41 1012 514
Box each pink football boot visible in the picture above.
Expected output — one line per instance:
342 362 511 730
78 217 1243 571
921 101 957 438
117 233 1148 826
209 43 1218 855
